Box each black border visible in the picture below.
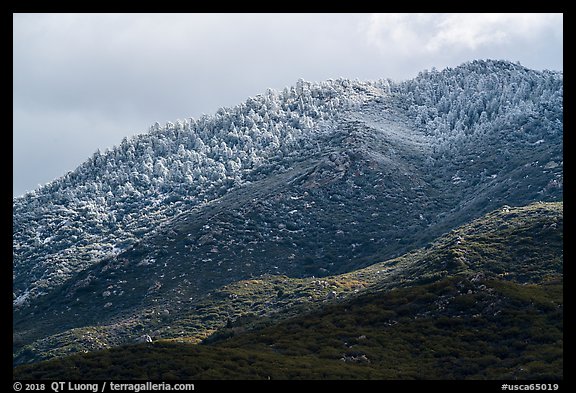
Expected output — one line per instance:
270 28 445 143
10 7 569 390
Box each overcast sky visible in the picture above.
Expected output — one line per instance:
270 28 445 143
13 13 563 198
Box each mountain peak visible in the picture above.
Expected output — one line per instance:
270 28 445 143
14 61 562 372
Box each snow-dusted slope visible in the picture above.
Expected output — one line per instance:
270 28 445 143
13 60 562 310
13 79 386 305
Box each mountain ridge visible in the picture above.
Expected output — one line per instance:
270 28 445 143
13 60 563 371
13 60 563 307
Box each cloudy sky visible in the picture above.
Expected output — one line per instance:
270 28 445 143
13 13 563 197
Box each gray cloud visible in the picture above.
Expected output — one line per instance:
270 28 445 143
13 13 563 197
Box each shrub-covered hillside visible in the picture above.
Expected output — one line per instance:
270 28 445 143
14 202 563 379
